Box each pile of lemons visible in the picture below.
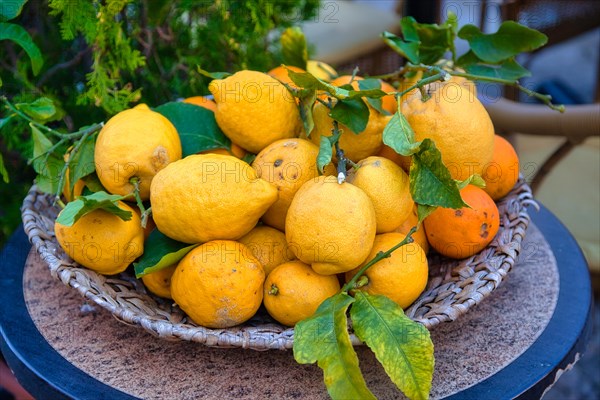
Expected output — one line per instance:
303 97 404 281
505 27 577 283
55 64 520 329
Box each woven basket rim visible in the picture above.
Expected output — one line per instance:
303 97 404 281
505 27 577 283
21 178 536 351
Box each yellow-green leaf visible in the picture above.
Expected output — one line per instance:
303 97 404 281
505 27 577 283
281 27 308 70
56 191 132 226
294 293 375 400
0 22 43 75
456 174 486 190
383 112 421 156
351 292 434 400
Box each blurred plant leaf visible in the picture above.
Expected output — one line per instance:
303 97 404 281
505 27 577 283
0 0 27 22
0 22 43 74
67 132 97 193
281 27 308 70
17 97 57 122
197 67 232 80
0 153 9 183
458 21 547 63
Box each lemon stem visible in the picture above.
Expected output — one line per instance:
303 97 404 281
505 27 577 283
130 177 149 228
342 226 417 293
268 284 279 295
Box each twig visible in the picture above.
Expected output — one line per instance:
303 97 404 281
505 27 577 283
342 226 417 293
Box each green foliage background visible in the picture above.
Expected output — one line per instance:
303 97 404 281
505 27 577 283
0 0 320 246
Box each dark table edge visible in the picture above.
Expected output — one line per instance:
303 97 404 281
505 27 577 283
0 226 137 400
0 204 594 400
445 204 594 400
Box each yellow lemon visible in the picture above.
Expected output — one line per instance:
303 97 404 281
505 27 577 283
54 202 144 275
209 70 302 153
345 232 428 309
263 261 340 326
348 156 413 233
402 80 494 180
252 138 320 231
150 154 278 244
238 225 296 276
141 265 177 299
94 104 182 200
171 240 264 328
286 175 376 275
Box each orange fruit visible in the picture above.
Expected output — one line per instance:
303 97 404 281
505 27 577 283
394 205 430 254
182 96 217 112
345 232 428 309
141 265 177 299
267 65 305 88
482 135 520 200
424 185 500 259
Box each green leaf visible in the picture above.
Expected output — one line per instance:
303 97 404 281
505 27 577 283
55 191 132 226
154 102 231 156
456 174 486 190
0 152 9 183
381 31 420 64
464 58 531 82
242 153 256 165
0 22 43 75
81 173 106 193
281 27 308 70
17 97 57 122
330 99 369 134
400 17 420 42
28 123 65 194
67 133 97 193
316 133 340 174
351 292 434 400
383 112 421 156
197 67 231 80
133 229 198 278
287 70 386 101
409 139 467 209
358 79 389 115
416 204 436 224
0 0 27 21
0 115 14 129
294 293 376 400
458 21 547 63
298 89 317 136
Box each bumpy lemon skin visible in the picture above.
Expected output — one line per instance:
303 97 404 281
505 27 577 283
170 240 265 328
94 104 182 200
285 175 377 275
209 70 302 153
263 261 340 326
54 202 144 275
150 154 278 244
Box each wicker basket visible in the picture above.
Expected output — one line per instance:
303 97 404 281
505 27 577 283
21 177 535 351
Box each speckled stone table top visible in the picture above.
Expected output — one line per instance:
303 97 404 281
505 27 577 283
22 223 558 400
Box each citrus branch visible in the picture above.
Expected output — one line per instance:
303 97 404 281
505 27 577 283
342 226 417 293
129 177 151 228
54 128 95 205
